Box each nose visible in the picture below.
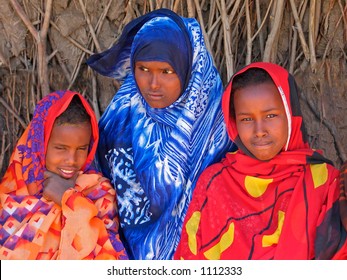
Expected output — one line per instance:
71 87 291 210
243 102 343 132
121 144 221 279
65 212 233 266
65 150 77 165
149 73 160 90
254 120 267 138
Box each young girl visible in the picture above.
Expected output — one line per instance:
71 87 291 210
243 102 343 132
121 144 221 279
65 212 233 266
0 90 127 260
174 62 347 260
87 9 235 259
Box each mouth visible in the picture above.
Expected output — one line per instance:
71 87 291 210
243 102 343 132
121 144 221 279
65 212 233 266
58 168 77 179
147 92 163 100
252 141 272 148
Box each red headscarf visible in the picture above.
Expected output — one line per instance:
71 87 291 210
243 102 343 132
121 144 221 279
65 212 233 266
175 63 347 260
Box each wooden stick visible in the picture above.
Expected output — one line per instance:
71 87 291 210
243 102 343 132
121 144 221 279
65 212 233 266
338 0 347 41
228 0 242 25
308 0 318 72
289 0 308 73
288 0 310 62
9 0 38 38
0 131 11 174
0 96 27 129
207 0 216 30
91 73 100 120
32 2 94 54
69 0 112 89
187 0 195 18
219 0 234 79
48 35 71 83
245 0 252 65
252 0 273 42
0 49 8 67
263 0 286 62
78 0 102 53
10 0 52 96
300 92 347 163
321 8 345 68
255 0 264 57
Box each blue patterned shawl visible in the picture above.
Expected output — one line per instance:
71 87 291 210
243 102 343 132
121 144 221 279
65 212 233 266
87 9 235 259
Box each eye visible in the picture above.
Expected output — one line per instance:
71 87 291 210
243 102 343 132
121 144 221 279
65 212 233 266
163 69 174 74
266 114 277 119
241 117 253 122
55 146 65 150
78 146 89 151
138 66 149 72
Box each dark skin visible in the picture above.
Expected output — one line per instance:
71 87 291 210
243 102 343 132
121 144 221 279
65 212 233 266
42 170 82 206
42 122 91 206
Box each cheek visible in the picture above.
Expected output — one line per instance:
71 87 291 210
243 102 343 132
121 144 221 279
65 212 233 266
76 151 89 168
45 150 58 170
163 76 181 93
236 123 251 143
134 72 146 89
275 119 289 148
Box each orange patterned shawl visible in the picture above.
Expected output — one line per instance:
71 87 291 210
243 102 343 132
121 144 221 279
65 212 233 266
0 90 128 260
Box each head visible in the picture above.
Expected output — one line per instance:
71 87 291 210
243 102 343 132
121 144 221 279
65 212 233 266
224 65 294 161
45 95 92 179
131 16 192 108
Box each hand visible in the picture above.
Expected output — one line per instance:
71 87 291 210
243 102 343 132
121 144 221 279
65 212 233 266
43 170 81 206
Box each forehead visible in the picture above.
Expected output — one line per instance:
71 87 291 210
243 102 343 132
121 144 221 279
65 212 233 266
49 123 91 143
135 60 173 68
234 82 283 111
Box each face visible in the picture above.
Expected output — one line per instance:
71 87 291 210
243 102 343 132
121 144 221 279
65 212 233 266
134 61 182 108
45 122 92 179
234 82 288 161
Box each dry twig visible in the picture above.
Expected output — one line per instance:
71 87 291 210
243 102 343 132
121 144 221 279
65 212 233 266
9 0 52 96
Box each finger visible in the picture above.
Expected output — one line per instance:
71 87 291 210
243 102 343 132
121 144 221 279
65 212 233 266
42 188 51 201
44 170 54 179
71 170 83 182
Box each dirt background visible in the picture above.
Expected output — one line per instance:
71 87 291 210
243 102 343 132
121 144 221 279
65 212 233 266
0 0 346 178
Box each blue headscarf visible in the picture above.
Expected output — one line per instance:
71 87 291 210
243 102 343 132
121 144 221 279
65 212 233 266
131 17 190 93
87 8 235 260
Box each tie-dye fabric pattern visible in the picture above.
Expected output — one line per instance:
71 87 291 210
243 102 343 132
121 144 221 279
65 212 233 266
87 9 235 259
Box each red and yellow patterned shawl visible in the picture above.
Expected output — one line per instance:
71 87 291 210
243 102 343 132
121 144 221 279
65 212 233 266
0 90 127 259
174 62 347 260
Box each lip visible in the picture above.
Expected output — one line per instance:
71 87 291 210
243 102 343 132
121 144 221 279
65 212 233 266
147 92 163 100
58 168 77 179
251 141 272 148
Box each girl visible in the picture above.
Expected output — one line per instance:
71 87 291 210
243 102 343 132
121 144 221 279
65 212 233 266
0 90 127 260
175 62 347 260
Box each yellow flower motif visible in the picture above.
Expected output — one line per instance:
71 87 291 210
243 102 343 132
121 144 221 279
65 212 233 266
245 176 273 198
203 222 235 260
186 211 201 255
310 163 328 188
262 210 285 247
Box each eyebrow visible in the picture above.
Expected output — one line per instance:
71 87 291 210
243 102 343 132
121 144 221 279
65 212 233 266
52 143 89 147
236 108 281 115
